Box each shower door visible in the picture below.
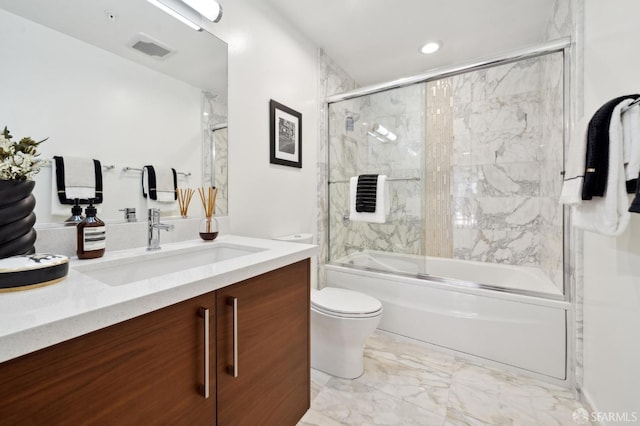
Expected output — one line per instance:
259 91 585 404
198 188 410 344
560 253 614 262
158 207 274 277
327 83 427 276
327 50 566 298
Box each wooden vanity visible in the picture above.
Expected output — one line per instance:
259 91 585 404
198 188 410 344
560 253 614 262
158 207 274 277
0 237 314 425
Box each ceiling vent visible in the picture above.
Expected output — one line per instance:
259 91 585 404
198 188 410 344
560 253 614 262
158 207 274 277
129 33 176 60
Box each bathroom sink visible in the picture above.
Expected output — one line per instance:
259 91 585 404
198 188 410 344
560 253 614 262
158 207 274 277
75 243 264 286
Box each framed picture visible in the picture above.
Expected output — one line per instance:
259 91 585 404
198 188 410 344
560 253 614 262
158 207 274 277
270 99 302 168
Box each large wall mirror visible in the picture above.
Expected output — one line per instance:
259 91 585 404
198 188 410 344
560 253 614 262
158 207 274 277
0 0 228 224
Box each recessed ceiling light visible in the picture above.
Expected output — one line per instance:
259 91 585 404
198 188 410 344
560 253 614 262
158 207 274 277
420 41 441 54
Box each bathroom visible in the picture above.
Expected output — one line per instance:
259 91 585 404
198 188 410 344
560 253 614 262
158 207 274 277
0 0 639 424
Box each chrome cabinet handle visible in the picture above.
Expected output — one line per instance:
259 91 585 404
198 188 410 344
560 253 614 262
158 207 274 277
200 307 210 399
227 297 239 377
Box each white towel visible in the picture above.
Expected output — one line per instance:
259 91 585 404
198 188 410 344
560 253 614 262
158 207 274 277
60 157 96 199
573 99 634 236
622 103 640 182
559 116 590 206
349 175 389 223
142 166 176 203
50 157 98 217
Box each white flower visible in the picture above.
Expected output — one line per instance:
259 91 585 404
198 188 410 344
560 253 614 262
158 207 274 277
0 136 15 157
0 126 47 181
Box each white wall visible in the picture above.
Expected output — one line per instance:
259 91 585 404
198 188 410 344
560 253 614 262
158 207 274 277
582 0 640 416
201 0 319 240
0 9 202 223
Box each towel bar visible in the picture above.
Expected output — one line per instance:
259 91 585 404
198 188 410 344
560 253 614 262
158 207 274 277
328 176 420 184
122 166 191 177
41 160 114 170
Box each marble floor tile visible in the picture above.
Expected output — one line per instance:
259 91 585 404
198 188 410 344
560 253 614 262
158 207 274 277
299 408 349 426
365 332 456 375
311 381 323 403
311 385 446 426
300 331 587 426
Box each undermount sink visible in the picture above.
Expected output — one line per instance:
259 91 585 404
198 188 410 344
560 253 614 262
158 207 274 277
75 243 264 286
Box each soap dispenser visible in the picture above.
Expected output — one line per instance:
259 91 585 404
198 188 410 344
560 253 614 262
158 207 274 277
64 199 85 226
77 200 106 259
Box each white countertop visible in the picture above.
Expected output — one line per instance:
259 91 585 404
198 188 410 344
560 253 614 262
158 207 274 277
0 235 318 364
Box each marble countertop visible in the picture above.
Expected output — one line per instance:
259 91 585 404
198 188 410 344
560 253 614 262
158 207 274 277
0 235 317 364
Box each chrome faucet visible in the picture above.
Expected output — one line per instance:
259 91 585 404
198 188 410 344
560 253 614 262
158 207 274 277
147 208 174 251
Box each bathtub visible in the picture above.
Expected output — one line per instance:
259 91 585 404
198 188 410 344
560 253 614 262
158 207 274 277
326 251 570 380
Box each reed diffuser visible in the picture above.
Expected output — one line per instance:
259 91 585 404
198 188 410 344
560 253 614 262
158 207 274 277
177 188 195 218
198 186 219 241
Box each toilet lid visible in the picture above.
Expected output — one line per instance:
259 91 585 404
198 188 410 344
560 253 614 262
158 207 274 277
311 287 382 317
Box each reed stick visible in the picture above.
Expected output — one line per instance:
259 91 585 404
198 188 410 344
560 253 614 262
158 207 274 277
177 188 195 217
198 186 219 219
197 186 219 233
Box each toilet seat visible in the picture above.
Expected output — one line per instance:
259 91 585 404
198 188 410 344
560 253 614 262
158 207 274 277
311 287 383 319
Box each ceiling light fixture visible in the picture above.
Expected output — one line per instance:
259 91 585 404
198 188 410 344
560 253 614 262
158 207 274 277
420 41 441 54
182 0 223 23
146 0 224 31
146 0 201 30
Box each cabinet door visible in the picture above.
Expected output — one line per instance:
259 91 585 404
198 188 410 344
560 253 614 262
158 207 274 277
0 292 216 425
216 260 310 426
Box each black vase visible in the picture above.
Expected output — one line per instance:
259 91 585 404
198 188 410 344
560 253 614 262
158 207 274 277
0 180 37 259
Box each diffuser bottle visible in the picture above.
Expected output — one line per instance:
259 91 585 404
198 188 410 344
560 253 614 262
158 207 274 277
199 216 219 241
77 201 105 259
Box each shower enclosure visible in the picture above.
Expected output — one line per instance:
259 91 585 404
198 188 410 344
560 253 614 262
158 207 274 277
324 39 572 380
327 41 567 299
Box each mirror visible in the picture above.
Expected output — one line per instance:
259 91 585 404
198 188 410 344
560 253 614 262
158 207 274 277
0 0 228 224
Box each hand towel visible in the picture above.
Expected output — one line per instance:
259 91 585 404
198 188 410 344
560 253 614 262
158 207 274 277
51 156 103 216
582 94 640 200
629 170 640 213
349 175 389 223
355 174 379 213
573 98 635 236
622 102 640 191
142 165 177 203
559 116 590 205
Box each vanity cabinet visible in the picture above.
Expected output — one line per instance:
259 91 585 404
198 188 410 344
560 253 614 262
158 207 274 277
216 259 310 426
0 259 310 425
0 292 216 425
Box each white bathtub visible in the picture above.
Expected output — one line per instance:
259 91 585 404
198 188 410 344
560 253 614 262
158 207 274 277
326 251 570 380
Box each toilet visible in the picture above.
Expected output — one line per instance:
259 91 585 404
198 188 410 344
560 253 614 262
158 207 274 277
311 287 383 379
273 233 383 379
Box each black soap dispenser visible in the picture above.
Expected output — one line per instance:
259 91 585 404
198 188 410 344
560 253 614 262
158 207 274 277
64 199 85 226
77 199 106 259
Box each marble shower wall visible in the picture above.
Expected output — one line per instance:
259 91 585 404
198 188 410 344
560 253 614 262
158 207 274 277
326 54 564 289
538 53 565 290
202 91 228 215
317 49 358 285
544 0 582 393
328 85 425 261
448 54 564 290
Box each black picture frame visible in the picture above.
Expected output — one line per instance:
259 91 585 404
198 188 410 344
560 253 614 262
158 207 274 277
270 99 302 168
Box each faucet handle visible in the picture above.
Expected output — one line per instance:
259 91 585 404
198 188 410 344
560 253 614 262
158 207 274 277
119 207 136 222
